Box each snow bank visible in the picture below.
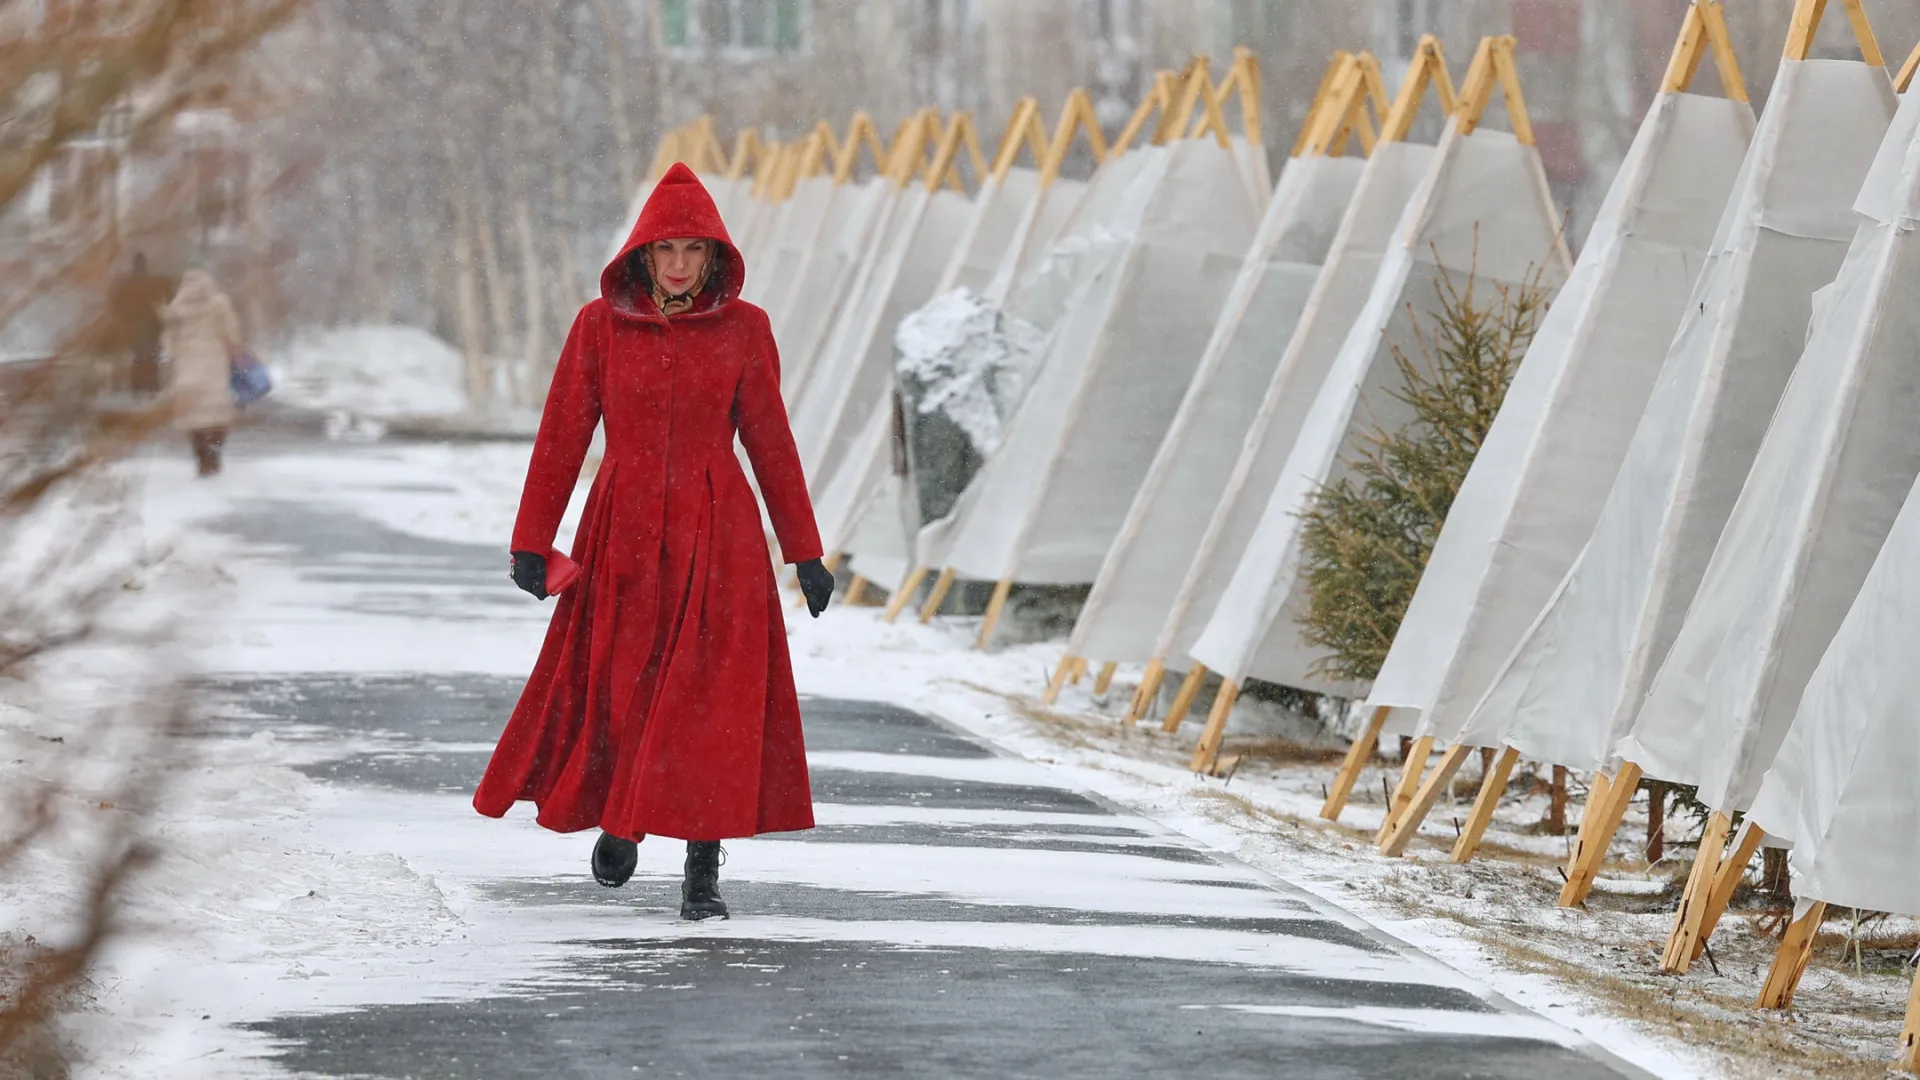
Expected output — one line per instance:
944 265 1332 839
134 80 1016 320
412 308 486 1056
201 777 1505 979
893 287 1044 453
267 325 468 421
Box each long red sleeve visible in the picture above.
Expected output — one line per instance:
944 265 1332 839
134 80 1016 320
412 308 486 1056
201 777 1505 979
512 306 603 554
735 309 822 564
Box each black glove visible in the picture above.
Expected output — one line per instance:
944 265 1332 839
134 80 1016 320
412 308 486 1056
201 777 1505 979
795 558 835 618
510 550 549 600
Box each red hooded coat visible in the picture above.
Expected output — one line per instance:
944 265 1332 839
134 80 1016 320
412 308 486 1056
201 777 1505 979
473 164 822 841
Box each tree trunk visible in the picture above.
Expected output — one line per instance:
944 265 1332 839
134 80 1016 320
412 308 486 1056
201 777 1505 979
1549 765 1567 835
589 0 641 192
443 144 489 410
512 194 545 409
473 181 514 379
1763 846 1792 904
1644 780 1665 864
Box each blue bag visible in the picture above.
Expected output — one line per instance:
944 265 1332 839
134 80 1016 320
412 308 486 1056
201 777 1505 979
230 350 272 405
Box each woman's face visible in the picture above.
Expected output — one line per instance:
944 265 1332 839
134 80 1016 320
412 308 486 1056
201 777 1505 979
648 238 712 296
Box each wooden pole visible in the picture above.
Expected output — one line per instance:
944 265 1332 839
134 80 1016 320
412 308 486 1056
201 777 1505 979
1124 658 1167 726
917 567 957 624
1757 902 1828 1009
1160 665 1209 734
974 579 1013 649
1380 743 1476 857
1042 656 1077 704
1321 705 1390 821
1451 746 1520 863
1375 736 1433 845
1189 679 1240 774
1662 818 1765 973
1558 762 1642 907
882 565 929 623
1092 661 1118 696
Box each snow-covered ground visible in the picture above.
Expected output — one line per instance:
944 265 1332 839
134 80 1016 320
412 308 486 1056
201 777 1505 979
1 437 1912 1079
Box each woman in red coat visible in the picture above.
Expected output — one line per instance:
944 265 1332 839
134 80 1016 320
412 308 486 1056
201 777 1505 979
473 163 836 920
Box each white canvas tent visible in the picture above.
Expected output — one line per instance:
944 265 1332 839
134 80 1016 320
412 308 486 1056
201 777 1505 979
1460 2 1896 913
771 156 899 395
1347 2 1757 848
1118 40 1460 726
1182 36 1573 771
1051 52 1388 698
919 73 1265 647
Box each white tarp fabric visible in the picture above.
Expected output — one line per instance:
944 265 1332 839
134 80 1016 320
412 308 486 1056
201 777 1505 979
1473 58 1897 773
754 174 836 339
914 148 1171 571
1625 86 1920 817
774 178 896 396
936 139 1260 585
1141 140 1437 676
1366 90 1754 749
1190 126 1571 697
789 186 972 488
1743 468 1920 915
939 167 1046 297
1066 152 1363 664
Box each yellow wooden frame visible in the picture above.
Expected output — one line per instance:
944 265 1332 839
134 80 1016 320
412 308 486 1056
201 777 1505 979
922 110 989 194
724 129 766 182
1660 1 1750 101
1302 51 1390 158
988 96 1051 183
1898 37 1920 91
1453 36 1535 145
1292 52 1351 157
1785 0 1884 65
1212 46 1264 150
1037 87 1109 187
1111 66 1182 156
831 111 890 184
1379 35 1458 144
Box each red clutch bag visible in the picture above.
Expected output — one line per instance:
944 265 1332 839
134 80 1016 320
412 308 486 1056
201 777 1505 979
546 550 582 595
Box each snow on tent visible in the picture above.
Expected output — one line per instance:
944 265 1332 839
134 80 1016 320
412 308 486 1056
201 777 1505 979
785 109 981 495
1454 0 1897 912
1115 38 1461 731
1344 1 1757 855
1584 70 1920 989
909 60 1266 649
886 63 1242 621
1179 36 1573 776
1044 51 1390 702
764 116 898 396
829 92 1112 602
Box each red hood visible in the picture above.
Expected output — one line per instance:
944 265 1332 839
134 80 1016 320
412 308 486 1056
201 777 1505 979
601 162 744 321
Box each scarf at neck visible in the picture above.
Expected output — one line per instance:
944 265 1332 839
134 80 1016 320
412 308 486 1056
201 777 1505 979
642 247 716 317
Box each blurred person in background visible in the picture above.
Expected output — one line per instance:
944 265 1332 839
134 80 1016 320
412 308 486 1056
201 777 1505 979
473 163 836 921
108 252 175 397
161 269 241 477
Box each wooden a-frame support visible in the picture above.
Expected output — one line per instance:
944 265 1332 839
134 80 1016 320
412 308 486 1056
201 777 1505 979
1758 901 1828 1009
1180 42 1453 773
1412 0 1756 859
1898 964 1920 1071
1661 813 1765 973
1320 705 1392 819
1543 0 1886 904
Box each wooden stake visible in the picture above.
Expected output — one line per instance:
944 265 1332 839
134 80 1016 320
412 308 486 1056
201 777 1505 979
1160 665 1209 734
974 579 1013 649
1068 657 1089 684
1042 656 1077 704
917 567 957 624
1897 964 1920 1071
1664 818 1765 973
1758 902 1828 1009
1380 35 1457 144
1321 705 1390 821
1660 811 1733 973
1785 0 1883 65
1292 52 1351 157
1092 661 1118 696
1559 762 1641 907
882 565 929 623
1124 658 1167 726
1189 679 1240 774
1375 736 1434 846
1451 746 1520 863
1380 742 1476 856
844 576 869 606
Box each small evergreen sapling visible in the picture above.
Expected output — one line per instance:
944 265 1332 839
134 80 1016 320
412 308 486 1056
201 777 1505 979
1295 257 1550 684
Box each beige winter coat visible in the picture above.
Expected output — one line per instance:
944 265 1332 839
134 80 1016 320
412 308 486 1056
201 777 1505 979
162 270 241 431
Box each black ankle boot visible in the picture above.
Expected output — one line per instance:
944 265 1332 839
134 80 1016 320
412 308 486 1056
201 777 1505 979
681 841 728 921
592 831 639 888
